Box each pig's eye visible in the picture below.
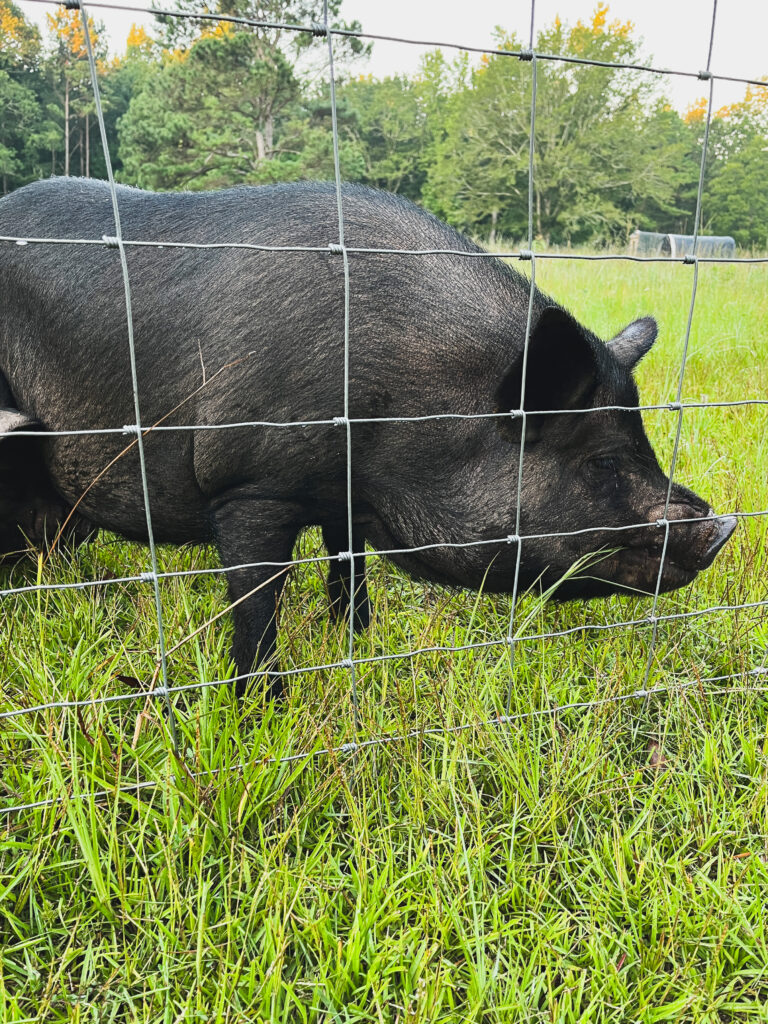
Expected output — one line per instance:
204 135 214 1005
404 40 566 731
585 455 618 480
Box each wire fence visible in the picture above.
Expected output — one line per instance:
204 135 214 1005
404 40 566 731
0 0 767 817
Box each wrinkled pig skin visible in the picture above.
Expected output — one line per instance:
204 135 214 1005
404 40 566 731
0 178 736 695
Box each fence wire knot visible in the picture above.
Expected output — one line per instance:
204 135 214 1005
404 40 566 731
647 615 658 625
518 249 533 261
683 254 697 265
63 0 81 8
122 424 141 435
140 571 157 583
153 686 168 699
311 21 328 37
632 688 651 699
328 242 344 255
507 534 521 545
518 48 534 61
656 517 669 528
102 235 120 249
668 401 682 411
337 550 352 562
15 239 28 247
341 659 354 670
332 415 348 427
698 69 713 80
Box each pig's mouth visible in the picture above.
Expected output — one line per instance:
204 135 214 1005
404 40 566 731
589 512 738 596
610 548 698 595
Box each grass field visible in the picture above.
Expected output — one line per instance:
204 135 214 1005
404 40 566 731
1 258 767 1022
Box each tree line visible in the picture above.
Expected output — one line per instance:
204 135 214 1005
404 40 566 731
1 0 766 248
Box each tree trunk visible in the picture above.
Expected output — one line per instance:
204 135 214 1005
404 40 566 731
64 79 70 177
489 207 498 245
85 115 89 177
255 129 266 162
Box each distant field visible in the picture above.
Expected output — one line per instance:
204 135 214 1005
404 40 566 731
1 259 767 1022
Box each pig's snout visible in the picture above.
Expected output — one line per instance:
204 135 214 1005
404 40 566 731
646 502 737 574
698 511 738 569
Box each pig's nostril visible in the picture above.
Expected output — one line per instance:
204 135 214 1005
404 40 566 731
699 514 738 568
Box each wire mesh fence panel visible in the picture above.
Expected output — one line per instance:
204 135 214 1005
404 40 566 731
0 0 766 818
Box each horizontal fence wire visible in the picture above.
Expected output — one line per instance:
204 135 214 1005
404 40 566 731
3 670 768 818
0 0 766 817
19 0 768 90
4 235 768 264
2 398 768 439
1 507 767 600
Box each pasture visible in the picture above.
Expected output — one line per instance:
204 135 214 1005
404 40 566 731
1 257 767 1022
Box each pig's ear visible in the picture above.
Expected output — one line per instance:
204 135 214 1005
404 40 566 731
607 316 658 370
0 408 41 443
496 305 599 442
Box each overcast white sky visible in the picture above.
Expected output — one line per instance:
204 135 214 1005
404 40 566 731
18 0 768 112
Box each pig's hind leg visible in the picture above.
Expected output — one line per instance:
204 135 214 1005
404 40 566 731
322 521 370 632
212 495 302 700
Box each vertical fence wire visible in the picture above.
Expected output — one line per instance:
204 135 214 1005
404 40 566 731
0 0 765 817
324 0 359 735
78 0 179 755
504 0 537 715
641 1 718 690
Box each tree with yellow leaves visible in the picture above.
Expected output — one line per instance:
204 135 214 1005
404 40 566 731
44 5 107 177
0 0 45 192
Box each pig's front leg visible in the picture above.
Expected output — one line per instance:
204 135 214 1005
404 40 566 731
211 495 301 699
322 520 370 633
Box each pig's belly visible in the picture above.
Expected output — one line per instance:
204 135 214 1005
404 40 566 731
46 433 210 544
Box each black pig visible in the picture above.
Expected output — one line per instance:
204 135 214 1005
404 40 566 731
0 381 93 559
0 178 736 695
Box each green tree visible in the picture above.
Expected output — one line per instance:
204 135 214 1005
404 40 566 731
424 5 692 245
692 83 768 248
337 74 429 199
154 0 367 65
44 5 108 177
118 27 302 189
0 0 47 192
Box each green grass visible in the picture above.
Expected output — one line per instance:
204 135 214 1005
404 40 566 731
1 260 767 1022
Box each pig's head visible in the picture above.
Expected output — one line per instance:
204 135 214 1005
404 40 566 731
484 305 737 599
0 409 93 561
370 303 736 603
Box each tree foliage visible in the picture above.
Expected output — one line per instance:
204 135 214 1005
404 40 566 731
1 2 766 250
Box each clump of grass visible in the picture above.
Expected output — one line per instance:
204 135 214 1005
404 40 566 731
0 261 766 1021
